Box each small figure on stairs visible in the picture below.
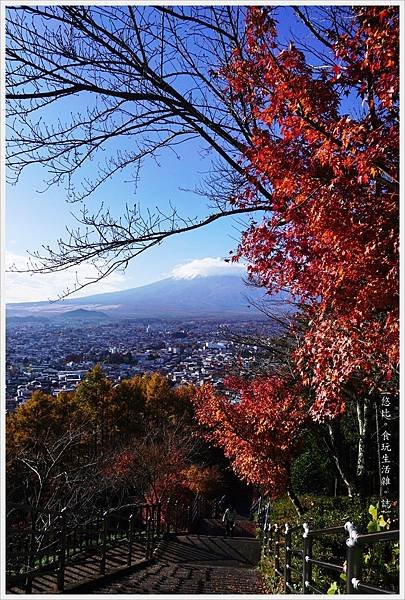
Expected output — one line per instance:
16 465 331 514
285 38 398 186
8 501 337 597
223 505 236 537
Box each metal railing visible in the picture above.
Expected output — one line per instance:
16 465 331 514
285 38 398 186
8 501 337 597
261 520 399 594
6 494 212 593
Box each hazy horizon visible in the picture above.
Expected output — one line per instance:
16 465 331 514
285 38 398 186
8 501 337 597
5 257 248 304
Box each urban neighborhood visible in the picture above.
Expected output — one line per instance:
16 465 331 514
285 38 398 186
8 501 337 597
6 317 267 413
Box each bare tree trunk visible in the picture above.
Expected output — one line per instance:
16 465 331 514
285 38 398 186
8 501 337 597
286 465 305 517
356 396 372 496
323 423 356 497
286 480 305 517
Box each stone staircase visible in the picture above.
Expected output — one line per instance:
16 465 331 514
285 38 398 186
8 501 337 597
89 559 264 594
7 515 264 595
87 516 264 595
6 542 146 594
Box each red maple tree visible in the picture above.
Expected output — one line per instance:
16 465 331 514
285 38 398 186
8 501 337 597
227 6 398 419
194 6 398 502
194 376 308 512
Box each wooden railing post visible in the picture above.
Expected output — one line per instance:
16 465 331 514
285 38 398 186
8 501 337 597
284 523 292 593
268 523 274 557
345 522 362 594
57 508 67 592
262 525 269 556
274 524 280 574
179 502 183 531
127 513 134 567
174 500 179 534
262 522 272 558
145 516 152 559
100 511 108 575
263 503 270 534
149 505 154 544
152 505 156 542
156 503 161 537
302 523 313 594
261 522 268 557
166 498 171 534
25 519 36 593
24 564 33 593
186 505 191 532
25 573 33 595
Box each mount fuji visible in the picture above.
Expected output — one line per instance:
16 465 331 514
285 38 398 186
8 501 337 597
7 274 289 320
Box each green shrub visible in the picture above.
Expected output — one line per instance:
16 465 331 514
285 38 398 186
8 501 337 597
291 437 336 496
259 555 285 594
260 497 399 595
362 503 399 592
269 494 382 530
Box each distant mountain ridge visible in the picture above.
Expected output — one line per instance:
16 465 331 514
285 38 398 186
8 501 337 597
55 309 109 320
7 274 288 320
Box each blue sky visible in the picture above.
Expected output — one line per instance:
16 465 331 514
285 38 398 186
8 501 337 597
5 6 251 301
5 5 353 303
6 129 245 301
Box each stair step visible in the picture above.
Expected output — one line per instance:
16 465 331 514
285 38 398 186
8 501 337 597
6 518 264 595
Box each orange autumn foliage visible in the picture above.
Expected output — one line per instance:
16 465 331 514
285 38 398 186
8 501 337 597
194 377 308 497
193 7 398 497
224 6 398 419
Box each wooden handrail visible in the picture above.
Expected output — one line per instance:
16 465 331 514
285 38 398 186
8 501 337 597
6 495 215 593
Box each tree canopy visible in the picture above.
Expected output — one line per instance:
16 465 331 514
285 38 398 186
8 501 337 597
6 5 399 506
227 6 398 419
197 5 398 503
6 368 209 525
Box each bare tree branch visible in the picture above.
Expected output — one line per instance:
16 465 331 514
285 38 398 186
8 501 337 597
7 6 387 297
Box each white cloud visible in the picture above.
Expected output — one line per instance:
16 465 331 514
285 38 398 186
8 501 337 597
171 257 245 280
4 252 126 303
